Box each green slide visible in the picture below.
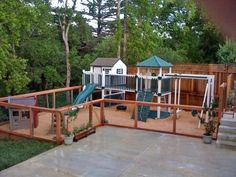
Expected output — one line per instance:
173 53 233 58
65 84 96 116
136 91 154 122
73 84 96 105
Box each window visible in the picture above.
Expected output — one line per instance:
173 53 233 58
104 69 110 74
117 68 123 74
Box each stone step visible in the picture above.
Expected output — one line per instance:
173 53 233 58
217 133 236 142
220 118 236 127
216 140 236 150
219 125 236 134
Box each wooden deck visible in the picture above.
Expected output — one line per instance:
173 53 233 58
0 105 204 141
103 104 204 136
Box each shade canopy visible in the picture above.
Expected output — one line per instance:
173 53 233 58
137 56 173 68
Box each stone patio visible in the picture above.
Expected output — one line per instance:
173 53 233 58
1 127 236 177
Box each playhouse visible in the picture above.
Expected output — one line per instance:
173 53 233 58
83 55 215 123
8 96 38 130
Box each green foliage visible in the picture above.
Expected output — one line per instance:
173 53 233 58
81 0 117 37
95 36 118 57
0 0 32 95
0 138 56 171
125 0 221 65
73 122 92 135
192 98 218 136
217 40 236 64
0 0 224 97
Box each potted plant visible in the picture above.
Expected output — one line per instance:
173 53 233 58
73 122 96 142
62 128 74 145
192 99 218 144
62 107 79 145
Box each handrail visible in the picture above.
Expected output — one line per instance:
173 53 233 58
58 99 104 112
0 101 57 113
0 85 82 101
103 98 203 111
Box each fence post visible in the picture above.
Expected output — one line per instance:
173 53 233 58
100 100 105 125
56 112 62 144
234 81 236 113
29 108 34 137
89 104 93 124
226 74 232 105
218 83 226 119
134 103 138 128
70 90 74 104
52 92 56 108
173 107 177 133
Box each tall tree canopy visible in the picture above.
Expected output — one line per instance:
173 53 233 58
0 0 224 97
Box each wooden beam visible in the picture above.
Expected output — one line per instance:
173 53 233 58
104 98 203 111
89 104 93 124
100 101 105 125
0 101 57 113
173 107 177 133
104 124 202 139
70 90 74 104
55 112 62 144
226 74 233 102
58 99 103 112
29 108 34 137
134 103 138 128
0 85 82 102
52 92 56 109
0 129 56 143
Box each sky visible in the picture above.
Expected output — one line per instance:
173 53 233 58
50 0 97 28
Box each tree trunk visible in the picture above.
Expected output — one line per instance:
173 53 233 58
62 25 71 103
97 1 102 37
58 0 77 103
116 0 121 58
123 0 128 62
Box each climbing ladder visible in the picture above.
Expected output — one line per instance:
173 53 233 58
137 91 154 122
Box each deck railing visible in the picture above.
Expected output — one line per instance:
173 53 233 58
0 85 223 144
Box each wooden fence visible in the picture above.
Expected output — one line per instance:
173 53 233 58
0 83 228 144
128 64 236 106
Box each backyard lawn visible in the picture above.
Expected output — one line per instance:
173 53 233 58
0 138 56 171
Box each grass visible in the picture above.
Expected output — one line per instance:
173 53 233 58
0 138 56 171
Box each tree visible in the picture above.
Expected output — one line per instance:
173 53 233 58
115 0 122 58
217 40 236 64
124 0 221 65
126 0 161 64
57 0 78 101
81 0 117 38
0 0 32 96
123 0 128 61
17 0 65 91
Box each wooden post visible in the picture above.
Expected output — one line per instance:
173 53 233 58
216 83 226 138
218 83 226 119
186 93 190 105
52 92 56 108
134 103 138 128
226 74 232 103
173 107 177 133
29 108 34 137
46 94 49 108
55 112 62 144
89 104 93 124
70 90 74 104
100 100 105 124
234 81 236 113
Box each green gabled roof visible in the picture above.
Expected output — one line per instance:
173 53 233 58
137 56 173 68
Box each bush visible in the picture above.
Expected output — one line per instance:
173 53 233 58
217 40 236 64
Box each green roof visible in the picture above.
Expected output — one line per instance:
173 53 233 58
137 56 173 68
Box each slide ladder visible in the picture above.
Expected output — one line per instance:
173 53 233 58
136 91 154 122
